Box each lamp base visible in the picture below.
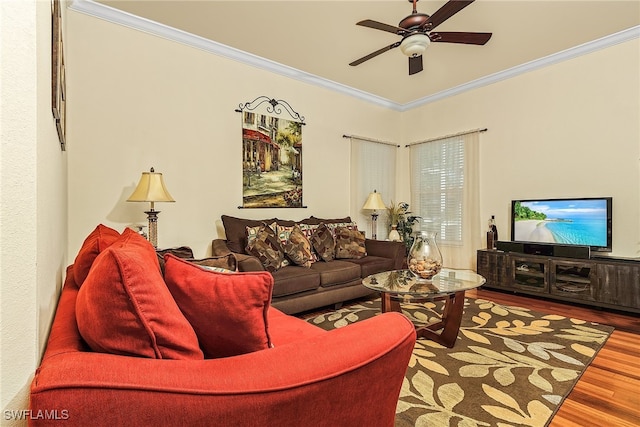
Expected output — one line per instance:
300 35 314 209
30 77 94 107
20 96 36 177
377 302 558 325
371 212 379 240
145 209 160 248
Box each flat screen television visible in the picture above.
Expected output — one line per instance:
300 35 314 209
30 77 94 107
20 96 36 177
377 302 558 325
511 197 612 252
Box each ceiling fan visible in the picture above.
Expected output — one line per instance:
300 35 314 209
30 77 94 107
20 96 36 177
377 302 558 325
349 0 492 75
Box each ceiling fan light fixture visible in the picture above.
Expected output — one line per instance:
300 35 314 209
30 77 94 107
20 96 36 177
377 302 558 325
400 33 431 57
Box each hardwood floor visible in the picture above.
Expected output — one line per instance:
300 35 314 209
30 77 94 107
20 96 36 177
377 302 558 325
468 288 640 427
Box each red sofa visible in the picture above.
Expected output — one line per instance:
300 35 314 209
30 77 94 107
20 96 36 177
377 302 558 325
29 226 416 426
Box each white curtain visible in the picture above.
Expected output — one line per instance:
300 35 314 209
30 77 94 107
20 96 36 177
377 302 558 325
409 131 481 269
350 138 397 239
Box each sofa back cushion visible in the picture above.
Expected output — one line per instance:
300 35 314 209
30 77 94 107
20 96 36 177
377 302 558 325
73 224 120 286
221 215 277 254
306 216 352 225
76 228 204 360
163 254 274 358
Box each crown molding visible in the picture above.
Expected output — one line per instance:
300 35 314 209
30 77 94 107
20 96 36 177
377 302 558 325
401 25 640 112
70 1 639 113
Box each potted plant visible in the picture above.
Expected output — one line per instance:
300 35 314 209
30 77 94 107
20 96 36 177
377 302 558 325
386 202 421 253
387 202 421 247
386 201 405 227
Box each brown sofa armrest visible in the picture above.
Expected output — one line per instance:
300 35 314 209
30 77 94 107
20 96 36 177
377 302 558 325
212 239 233 256
212 239 266 272
365 239 406 270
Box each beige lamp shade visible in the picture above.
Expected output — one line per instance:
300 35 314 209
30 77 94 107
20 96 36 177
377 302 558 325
362 190 386 211
127 168 175 205
362 190 385 240
127 167 174 249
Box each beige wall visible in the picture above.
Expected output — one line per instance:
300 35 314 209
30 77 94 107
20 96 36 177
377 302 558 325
67 10 639 260
399 38 640 258
1 0 68 423
66 10 402 258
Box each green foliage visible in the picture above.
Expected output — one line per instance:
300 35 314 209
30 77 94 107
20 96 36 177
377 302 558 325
513 201 547 221
386 201 421 252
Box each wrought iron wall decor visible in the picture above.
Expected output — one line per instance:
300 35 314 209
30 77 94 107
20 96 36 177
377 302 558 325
236 97 306 209
235 96 306 125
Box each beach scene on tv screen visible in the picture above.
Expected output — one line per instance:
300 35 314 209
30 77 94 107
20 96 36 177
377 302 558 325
513 200 608 247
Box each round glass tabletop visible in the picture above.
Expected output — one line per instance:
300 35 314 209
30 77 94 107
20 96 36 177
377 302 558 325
362 268 485 298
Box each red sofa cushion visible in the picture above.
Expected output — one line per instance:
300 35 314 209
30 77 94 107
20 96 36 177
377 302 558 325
76 228 204 360
73 224 120 286
267 307 326 345
163 254 274 359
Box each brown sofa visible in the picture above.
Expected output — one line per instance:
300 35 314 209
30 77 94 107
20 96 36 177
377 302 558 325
213 215 406 314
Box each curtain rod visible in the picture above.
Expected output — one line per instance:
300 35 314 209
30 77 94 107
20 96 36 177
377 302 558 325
405 128 487 147
342 134 400 147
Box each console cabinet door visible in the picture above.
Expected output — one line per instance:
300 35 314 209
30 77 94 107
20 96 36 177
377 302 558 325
510 255 548 293
477 250 509 289
597 263 640 310
549 260 597 302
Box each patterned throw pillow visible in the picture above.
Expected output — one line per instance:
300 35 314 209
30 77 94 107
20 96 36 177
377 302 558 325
284 225 314 268
334 226 367 259
246 222 277 247
275 224 297 267
297 223 321 261
326 221 359 238
247 222 289 267
276 224 294 244
310 223 336 262
246 224 285 272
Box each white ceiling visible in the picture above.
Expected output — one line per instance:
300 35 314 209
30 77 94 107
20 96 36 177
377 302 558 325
75 0 640 109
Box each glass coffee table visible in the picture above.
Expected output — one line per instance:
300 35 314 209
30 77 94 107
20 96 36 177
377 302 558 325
362 268 486 348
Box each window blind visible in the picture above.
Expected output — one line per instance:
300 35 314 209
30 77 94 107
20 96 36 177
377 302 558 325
410 136 464 244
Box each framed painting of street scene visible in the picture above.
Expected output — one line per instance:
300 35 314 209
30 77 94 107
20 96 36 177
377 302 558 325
241 111 303 208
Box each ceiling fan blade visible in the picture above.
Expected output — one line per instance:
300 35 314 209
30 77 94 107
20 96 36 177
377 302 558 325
356 19 407 35
408 55 423 75
430 31 492 45
349 42 401 66
423 0 474 31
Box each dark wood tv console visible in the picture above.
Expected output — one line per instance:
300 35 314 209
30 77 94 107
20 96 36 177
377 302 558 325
477 249 640 314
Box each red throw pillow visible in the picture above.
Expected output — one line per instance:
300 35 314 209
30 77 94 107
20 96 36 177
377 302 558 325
73 224 120 286
163 254 274 359
76 228 203 360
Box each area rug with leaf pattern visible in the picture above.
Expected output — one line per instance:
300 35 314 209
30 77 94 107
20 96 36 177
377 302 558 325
305 297 613 427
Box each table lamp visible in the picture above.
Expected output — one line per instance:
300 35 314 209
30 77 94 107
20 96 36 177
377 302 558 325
362 190 386 239
127 167 175 248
